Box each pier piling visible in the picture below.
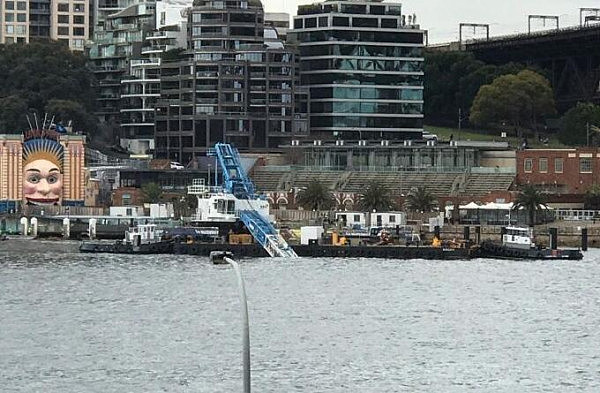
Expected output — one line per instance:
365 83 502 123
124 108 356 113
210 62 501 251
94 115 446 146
582 228 588 251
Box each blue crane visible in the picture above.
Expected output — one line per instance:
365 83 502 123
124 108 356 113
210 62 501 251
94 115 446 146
208 143 297 258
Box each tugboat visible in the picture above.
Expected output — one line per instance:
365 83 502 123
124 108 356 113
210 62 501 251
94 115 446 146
477 226 583 260
80 223 173 254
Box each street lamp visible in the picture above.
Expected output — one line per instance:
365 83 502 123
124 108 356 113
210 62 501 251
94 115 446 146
223 257 251 393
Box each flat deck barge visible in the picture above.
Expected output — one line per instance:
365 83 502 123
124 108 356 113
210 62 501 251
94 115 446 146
81 241 471 260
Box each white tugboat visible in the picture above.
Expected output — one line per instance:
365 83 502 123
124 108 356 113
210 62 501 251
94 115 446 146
478 226 583 260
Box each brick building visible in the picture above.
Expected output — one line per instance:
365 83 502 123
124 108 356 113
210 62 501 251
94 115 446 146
516 148 600 194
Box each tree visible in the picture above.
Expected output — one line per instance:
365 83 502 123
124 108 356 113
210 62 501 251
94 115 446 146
404 187 437 212
0 41 96 134
584 184 600 210
423 50 526 127
558 102 600 146
296 180 334 211
141 182 163 203
469 69 556 135
45 99 96 134
358 181 395 212
513 185 548 227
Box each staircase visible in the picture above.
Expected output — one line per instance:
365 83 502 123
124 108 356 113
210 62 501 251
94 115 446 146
239 210 298 258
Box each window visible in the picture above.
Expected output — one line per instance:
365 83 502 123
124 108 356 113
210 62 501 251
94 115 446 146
305 18 317 28
57 26 69 35
72 38 84 48
73 27 85 36
122 194 131 206
580 157 592 173
16 1 25 10
524 158 533 173
73 15 85 24
318 16 328 27
389 215 396 223
16 12 25 22
5 25 14 34
73 3 85 12
353 214 360 222
539 158 548 173
554 158 563 173
5 13 14 22
58 14 69 23
57 3 69 12
4 37 14 43
333 16 349 26
381 18 398 28
5 1 14 10
15 25 25 34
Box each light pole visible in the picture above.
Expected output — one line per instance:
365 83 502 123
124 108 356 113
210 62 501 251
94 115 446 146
224 257 251 393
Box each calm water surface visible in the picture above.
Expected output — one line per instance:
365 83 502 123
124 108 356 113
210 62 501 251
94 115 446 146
1 244 600 392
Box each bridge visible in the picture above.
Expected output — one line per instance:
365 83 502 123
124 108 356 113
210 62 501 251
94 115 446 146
449 24 600 111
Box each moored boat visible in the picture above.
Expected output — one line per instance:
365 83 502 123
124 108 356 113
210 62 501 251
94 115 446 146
476 226 583 260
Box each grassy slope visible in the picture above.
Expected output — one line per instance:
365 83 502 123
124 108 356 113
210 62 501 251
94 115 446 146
425 125 568 149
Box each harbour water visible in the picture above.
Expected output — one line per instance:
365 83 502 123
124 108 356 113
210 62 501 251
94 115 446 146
1 246 600 392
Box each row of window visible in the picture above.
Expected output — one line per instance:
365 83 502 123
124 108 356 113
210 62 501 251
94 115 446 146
57 26 85 36
295 30 423 45
300 44 422 59
4 13 26 22
304 72 423 87
522 157 594 173
301 59 423 73
57 3 86 13
294 16 401 30
3 1 26 11
5 24 26 35
310 102 423 115
310 86 423 101
57 14 86 24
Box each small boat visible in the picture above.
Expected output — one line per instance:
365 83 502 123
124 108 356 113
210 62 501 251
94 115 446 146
80 223 173 254
210 250 234 264
477 226 583 260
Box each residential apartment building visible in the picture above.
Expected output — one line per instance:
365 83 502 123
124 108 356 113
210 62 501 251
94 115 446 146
290 0 425 141
0 0 89 50
517 148 600 194
88 2 156 126
50 0 90 50
119 0 188 154
154 0 309 163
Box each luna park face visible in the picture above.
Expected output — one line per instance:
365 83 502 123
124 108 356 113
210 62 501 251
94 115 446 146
23 159 63 205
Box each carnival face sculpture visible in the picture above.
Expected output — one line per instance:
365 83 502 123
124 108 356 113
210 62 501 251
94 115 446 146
22 136 64 205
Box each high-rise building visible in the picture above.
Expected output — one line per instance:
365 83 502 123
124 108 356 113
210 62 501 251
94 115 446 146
154 0 309 163
88 2 156 126
50 0 90 50
119 0 189 154
0 0 89 50
290 0 425 141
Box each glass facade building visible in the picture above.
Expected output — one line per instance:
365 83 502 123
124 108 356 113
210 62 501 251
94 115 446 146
290 0 425 140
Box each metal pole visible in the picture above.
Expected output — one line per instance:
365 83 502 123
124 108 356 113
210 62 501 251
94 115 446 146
224 257 251 393
587 122 590 147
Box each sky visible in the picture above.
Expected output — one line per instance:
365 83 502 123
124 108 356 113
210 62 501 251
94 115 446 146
262 0 596 43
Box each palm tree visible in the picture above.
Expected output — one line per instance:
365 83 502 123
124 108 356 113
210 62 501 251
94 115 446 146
513 185 547 227
404 186 437 212
358 181 395 212
296 179 334 211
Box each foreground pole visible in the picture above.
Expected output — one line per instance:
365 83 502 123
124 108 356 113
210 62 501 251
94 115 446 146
224 257 251 393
